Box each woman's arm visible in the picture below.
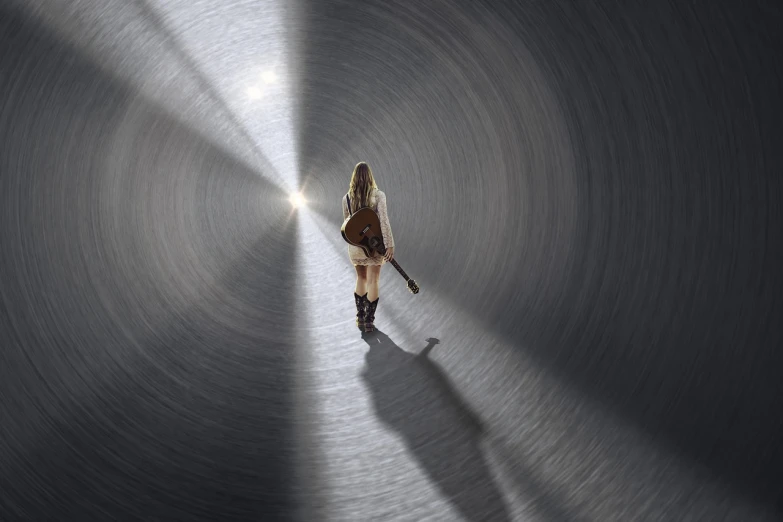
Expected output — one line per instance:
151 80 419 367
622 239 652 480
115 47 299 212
342 195 349 221
377 191 394 250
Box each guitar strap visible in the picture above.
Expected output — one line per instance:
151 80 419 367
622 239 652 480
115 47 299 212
346 194 352 216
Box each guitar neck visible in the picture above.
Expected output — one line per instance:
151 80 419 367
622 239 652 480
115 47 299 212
388 258 411 281
367 236 411 283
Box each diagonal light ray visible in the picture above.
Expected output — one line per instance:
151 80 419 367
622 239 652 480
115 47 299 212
295 209 772 520
0 0 301 478
293 207 355 521
140 0 300 194
294 207 458 519
9 0 292 193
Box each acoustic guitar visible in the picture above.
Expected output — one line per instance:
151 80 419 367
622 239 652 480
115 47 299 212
341 207 420 294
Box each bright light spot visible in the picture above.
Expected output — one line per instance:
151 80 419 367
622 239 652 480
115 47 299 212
261 70 278 84
247 86 262 99
289 192 306 208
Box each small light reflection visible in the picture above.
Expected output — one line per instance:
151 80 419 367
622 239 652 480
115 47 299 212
261 70 278 84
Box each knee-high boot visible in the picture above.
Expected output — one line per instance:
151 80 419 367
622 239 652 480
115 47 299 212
364 298 379 333
354 293 368 330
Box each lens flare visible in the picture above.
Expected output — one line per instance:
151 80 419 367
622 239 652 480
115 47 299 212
289 192 306 208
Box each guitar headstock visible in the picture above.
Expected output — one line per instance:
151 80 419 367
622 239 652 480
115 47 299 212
407 279 420 294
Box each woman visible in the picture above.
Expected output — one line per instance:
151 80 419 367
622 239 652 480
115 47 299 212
342 162 395 333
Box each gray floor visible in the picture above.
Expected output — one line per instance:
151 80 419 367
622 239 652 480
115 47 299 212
1 1 781 520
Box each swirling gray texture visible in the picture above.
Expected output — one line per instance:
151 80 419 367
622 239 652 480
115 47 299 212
1 0 781 521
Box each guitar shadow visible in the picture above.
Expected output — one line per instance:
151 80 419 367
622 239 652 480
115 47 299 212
360 331 511 521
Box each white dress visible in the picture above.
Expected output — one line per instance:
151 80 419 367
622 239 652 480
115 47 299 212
342 188 395 266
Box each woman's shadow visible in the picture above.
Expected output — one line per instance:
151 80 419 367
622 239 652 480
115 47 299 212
361 330 512 522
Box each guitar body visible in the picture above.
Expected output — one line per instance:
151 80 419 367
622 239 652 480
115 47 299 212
341 207 420 294
341 207 383 258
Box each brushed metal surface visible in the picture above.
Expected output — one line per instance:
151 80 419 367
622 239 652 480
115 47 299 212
1 1 781 520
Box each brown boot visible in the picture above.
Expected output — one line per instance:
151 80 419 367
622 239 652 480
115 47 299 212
364 298 379 333
354 293 368 330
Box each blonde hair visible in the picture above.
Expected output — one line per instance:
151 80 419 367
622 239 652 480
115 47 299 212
348 161 378 213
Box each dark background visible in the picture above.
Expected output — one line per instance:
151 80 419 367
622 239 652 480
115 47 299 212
1 1 781 520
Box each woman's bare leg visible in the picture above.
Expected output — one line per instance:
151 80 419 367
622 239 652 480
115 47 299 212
367 265 381 302
354 265 368 295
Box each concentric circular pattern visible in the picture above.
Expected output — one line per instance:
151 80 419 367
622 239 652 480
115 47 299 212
1 1 781 521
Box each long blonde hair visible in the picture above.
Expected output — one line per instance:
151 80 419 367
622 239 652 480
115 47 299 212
348 161 378 213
